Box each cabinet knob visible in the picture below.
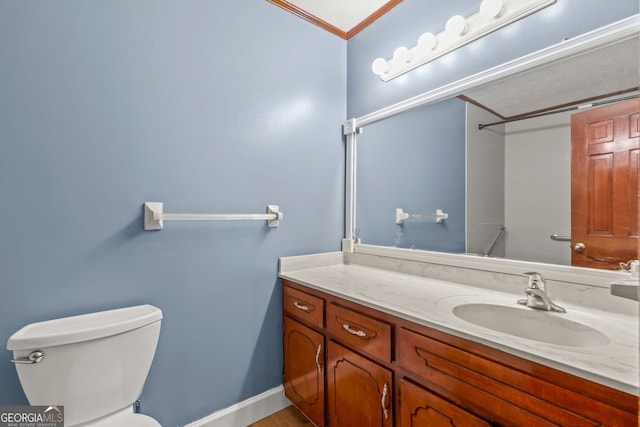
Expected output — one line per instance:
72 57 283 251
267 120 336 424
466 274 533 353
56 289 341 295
573 242 586 253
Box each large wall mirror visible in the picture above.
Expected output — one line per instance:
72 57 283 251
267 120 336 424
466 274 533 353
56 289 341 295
350 16 639 271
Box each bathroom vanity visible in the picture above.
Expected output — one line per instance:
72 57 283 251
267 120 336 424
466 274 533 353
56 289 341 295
279 250 639 427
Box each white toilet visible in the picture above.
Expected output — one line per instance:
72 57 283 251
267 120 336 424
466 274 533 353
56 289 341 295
7 304 163 427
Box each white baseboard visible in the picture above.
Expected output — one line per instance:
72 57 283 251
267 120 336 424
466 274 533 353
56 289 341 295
183 385 291 427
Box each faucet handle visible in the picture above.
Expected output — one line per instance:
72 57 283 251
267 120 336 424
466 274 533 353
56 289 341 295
523 272 546 289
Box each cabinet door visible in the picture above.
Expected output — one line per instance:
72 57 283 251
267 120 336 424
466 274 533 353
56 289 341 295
327 340 392 427
398 379 490 427
283 316 325 427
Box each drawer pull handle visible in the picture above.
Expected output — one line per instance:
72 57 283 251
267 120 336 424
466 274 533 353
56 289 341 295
588 255 620 262
315 344 322 373
381 382 389 420
343 324 367 337
293 301 310 312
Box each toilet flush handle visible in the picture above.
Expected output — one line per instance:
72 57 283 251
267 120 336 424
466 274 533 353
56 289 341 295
11 351 44 364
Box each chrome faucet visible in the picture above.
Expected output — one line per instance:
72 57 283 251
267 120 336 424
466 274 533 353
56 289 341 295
517 272 566 313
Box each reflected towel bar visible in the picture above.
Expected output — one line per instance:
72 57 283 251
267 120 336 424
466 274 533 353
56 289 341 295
144 202 283 230
550 234 571 242
483 225 506 257
396 208 448 224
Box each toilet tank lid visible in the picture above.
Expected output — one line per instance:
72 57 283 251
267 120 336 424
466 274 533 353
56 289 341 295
7 305 162 351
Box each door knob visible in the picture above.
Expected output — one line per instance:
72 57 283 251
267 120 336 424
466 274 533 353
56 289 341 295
574 242 586 253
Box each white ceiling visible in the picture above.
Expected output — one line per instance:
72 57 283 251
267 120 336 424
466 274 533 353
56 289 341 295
285 0 392 32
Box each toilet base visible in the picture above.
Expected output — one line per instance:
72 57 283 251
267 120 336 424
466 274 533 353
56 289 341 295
71 407 161 427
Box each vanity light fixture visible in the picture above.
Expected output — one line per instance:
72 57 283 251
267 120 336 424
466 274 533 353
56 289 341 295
371 0 557 81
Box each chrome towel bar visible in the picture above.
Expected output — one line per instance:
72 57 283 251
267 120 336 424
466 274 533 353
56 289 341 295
396 208 448 224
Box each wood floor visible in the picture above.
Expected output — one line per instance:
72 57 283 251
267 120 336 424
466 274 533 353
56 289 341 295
248 406 313 427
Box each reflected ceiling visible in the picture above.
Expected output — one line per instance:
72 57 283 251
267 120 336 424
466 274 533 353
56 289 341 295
462 35 640 119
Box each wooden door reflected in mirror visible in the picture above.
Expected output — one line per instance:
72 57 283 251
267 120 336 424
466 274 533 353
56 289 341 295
571 98 640 270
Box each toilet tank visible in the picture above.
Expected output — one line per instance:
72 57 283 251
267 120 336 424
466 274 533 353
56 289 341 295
7 305 162 427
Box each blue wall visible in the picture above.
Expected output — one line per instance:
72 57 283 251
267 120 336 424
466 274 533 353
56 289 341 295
0 1 345 426
349 0 638 249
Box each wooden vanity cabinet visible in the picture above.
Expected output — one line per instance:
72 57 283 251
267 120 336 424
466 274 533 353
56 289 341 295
282 279 638 427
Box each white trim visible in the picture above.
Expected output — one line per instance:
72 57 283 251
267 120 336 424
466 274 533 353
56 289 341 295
182 386 291 427
344 125 357 240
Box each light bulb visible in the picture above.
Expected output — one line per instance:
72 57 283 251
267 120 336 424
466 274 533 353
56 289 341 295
480 0 505 18
371 58 390 75
393 47 413 63
446 15 468 36
417 33 438 51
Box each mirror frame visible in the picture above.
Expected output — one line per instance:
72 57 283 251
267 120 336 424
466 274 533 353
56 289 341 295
342 15 639 287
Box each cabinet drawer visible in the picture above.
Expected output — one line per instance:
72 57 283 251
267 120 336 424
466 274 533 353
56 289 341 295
398 378 490 427
283 285 324 329
327 303 391 362
397 328 601 427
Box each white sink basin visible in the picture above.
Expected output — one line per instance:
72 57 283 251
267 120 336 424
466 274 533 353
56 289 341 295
452 303 610 348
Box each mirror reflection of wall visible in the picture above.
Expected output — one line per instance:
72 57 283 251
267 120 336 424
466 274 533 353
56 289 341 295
356 98 466 252
356 96 575 264
357 91 637 266
466 103 572 265
465 104 506 258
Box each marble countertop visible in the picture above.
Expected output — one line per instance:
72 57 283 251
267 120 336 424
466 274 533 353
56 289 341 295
279 253 639 396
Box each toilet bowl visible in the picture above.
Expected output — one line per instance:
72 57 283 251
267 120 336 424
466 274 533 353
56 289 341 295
7 304 163 426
